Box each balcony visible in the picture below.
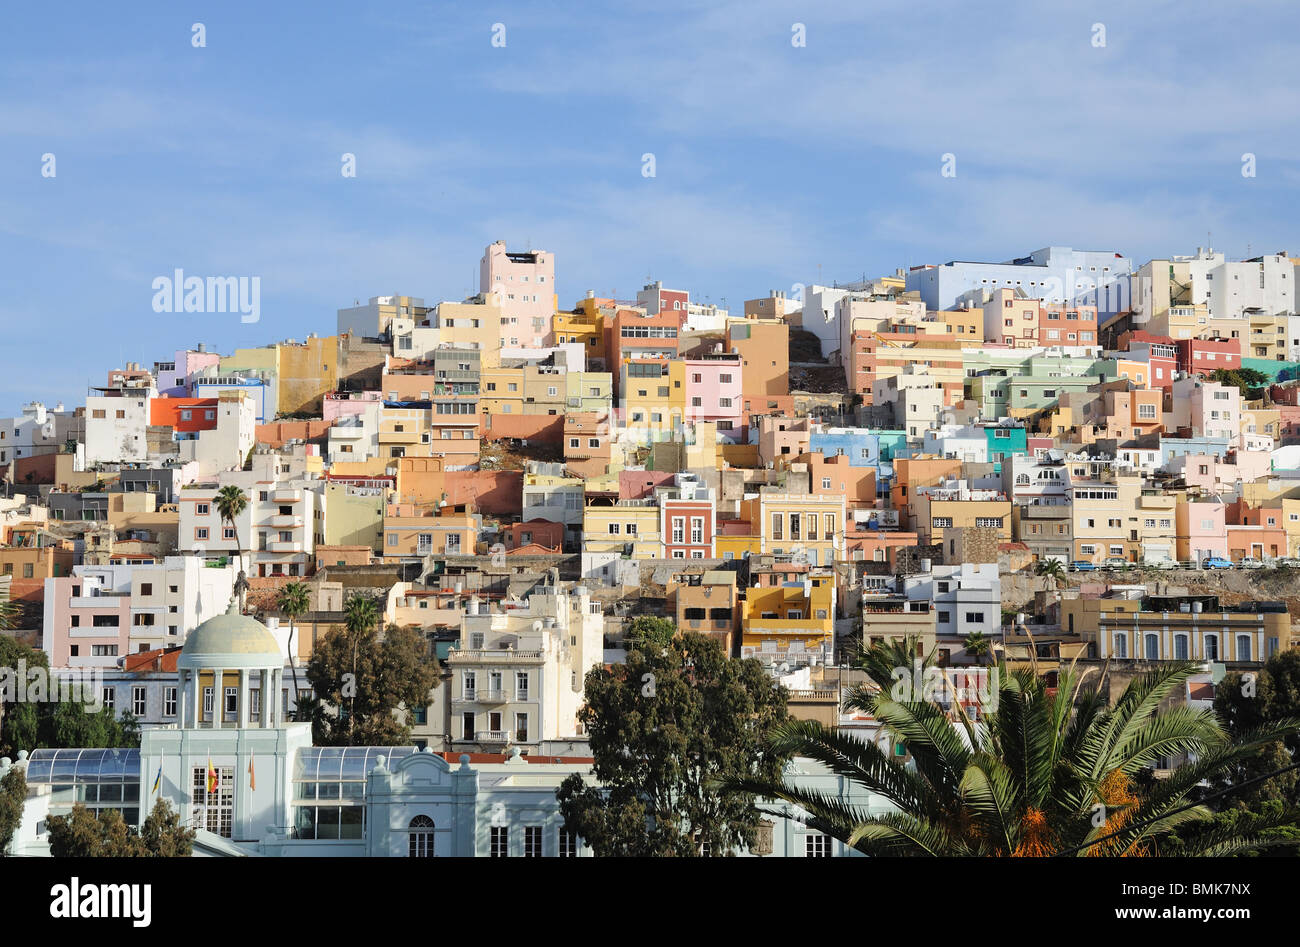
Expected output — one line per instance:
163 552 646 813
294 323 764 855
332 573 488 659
448 649 545 664
378 430 419 444
267 540 304 553
272 488 302 503
330 425 365 439
268 514 303 529
475 730 512 743
458 688 508 704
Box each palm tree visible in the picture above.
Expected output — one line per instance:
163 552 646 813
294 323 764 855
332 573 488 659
725 646 1300 856
1035 557 1066 590
277 581 311 721
962 630 990 666
214 485 250 611
340 594 380 741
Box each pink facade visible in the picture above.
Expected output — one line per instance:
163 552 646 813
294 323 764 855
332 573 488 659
660 498 716 559
757 416 812 467
43 575 132 669
1176 500 1228 562
480 241 555 347
619 469 676 500
323 390 382 422
683 357 744 441
1167 378 1239 440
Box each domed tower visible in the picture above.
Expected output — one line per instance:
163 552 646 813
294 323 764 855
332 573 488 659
142 598 311 847
176 598 286 729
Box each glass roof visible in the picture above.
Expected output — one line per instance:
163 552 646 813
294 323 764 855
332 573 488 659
25 748 141 784
294 746 417 781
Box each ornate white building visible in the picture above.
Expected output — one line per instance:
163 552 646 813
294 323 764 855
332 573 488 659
5 605 880 857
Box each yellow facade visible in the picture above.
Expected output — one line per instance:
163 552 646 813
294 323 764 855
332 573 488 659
624 360 686 438
740 575 835 654
438 295 504 369
554 310 606 366
581 504 662 559
746 494 846 567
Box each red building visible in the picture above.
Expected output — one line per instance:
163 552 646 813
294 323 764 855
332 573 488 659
149 397 219 434
1123 331 1179 389
660 496 715 560
1176 337 1241 377
606 307 683 397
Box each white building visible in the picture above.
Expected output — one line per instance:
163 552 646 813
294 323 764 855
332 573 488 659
903 563 1001 665
85 393 154 466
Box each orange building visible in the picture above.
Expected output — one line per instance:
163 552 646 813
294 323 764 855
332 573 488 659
726 320 789 398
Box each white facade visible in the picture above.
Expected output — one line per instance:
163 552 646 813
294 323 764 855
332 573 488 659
85 394 153 465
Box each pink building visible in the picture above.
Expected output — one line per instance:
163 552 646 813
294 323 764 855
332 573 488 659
323 390 382 422
480 241 555 347
1166 377 1240 440
757 416 813 468
43 574 132 669
683 356 744 441
619 469 676 500
1176 500 1228 562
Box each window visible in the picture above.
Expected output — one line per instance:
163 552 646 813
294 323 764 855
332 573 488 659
1174 635 1189 661
1236 635 1251 662
409 815 435 857
524 825 543 858
1205 635 1219 661
490 826 509 858
193 765 234 837
132 686 147 717
164 686 177 717
559 829 579 857
806 833 831 857
771 512 783 540
965 612 985 624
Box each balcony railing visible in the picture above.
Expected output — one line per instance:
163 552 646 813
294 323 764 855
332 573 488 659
268 514 303 528
448 649 545 663
475 730 512 743
458 688 508 704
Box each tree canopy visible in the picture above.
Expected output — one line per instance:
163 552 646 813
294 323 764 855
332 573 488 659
556 628 791 856
46 798 194 857
0 764 26 855
303 596 438 746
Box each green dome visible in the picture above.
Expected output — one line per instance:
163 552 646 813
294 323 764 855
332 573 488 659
178 601 284 670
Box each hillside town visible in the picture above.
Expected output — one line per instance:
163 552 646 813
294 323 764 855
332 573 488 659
3 239 1300 858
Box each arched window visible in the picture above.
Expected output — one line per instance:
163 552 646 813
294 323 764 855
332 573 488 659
1144 634 1159 660
1113 633 1127 659
1015 473 1030 485
1204 634 1218 661
1236 635 1251 662
409 815 435 858
1174 634 1189 660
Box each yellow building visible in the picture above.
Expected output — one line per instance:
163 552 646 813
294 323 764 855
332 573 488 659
382 504 480 558
743 493 846 567
1246 313 1289 361
909 486 1012 548
321 481 386 552
564 371 613 414
436 294 505 369
623 360 686 441
581 502 663 560
554 309 606 369
1068 475 1141 563
221 335 341 416
740 573 835 659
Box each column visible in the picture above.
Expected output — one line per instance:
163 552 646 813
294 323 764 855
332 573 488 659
191 667 202 728
213 668 225 730
260 669 269 728
178 669 187 729
238 670 250 729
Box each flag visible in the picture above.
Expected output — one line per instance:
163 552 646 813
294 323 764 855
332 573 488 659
151 765 162 796
248 758 256 791
206 756 218 794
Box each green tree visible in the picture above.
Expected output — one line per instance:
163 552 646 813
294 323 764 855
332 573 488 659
1034 558 1066 590
726 648 1300 856
138 797 196 856
215 485 250 611
46 799 192 856
277 581 311 721
305 594 437 745
1210 367 1270 400
556 629 792 856
623 616 677 652
962 631 991 665
0 764 26 855
0 637 138 757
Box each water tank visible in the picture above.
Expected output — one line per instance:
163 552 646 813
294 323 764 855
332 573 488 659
1192 601 1203 613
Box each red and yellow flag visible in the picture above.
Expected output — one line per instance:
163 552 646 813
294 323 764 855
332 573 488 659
248 758 256 791
206 756 218 794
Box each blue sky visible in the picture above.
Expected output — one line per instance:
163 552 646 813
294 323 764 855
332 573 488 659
3 0 1300 416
